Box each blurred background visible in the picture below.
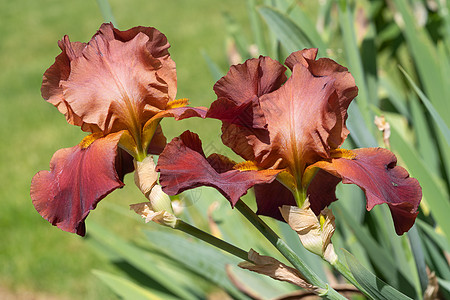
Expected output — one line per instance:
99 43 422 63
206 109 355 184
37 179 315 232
1 0 450 299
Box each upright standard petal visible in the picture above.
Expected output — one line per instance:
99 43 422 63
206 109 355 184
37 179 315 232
101 23 177 101
285 49 358 149
309 148 422 235
41 37 91 130
208 56 287 129
31 132 124 236
258 63 342 171
157 131 282 206
61 32 168 133
43 23 177 134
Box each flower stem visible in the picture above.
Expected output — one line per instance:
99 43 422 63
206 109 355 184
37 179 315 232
331 258 370 298
234 200 347 300
175 219 251 262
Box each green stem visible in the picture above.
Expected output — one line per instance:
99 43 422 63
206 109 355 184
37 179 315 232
332 259 370 299
175 220 251 262
234 200 346 300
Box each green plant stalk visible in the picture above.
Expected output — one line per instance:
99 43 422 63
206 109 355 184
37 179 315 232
175 220 251 262
331 258 371 299
234 200 346 300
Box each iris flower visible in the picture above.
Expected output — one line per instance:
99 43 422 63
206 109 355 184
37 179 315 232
31 23 205 236
157 49 421 235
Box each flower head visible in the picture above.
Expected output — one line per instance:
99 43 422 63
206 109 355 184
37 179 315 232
157 49 421 235
31 23 206 236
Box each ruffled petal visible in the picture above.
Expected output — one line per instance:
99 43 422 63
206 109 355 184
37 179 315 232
309 148 422 235
285 49 358 149
43 24 176 135
101 23 177 101
213 56 287 105
220 122 272 163
30 132 124 236
258 63 341 171
41 37 95 131
157 131 282 206
207 97 267 129
61 30 169 134
208 56 287 129
254 181 296 221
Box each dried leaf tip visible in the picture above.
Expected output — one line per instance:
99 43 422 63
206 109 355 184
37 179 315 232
130 201 178 228
238 249 318 292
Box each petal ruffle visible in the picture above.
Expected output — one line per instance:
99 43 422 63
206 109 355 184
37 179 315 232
258 63 341 170
285 49 358 149
309 148 422 235
220 122 272 164
30 132 124 236
213 56 287 102
208 56 287 129
44 23 177 134
103 24 177 101
157 131 282 206
62 31 167 133
41 37 95 131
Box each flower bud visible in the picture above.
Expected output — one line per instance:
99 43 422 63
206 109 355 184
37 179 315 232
134 156 158 197
280 199 337 263
133 156 174 214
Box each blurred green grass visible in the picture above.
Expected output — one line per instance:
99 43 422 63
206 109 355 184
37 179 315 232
0 0 248 298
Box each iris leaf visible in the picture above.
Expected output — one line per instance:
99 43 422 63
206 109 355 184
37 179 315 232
92 270 176 300
343 250 413 300
258 6 312 53
87 222 198 300
399 66 450 145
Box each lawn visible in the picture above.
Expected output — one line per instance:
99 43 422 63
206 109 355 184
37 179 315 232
0 0 248 298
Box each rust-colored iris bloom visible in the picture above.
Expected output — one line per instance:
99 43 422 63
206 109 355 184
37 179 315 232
157 49 422 235
31 23 206 236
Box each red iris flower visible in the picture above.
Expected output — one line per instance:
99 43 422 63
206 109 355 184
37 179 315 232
157 49 421 235
31 23 206 236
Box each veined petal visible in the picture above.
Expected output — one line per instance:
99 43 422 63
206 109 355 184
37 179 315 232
62 31 166 133
309 148 422 235
30 132 124 236
207 97 266 129
157 131 282 206
221 122 272 164
103 24 177 101
208 56 287 129
41 37 96 131
258 63 341 171
44 23 177 134
213 56 287 102
285 49 358 149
